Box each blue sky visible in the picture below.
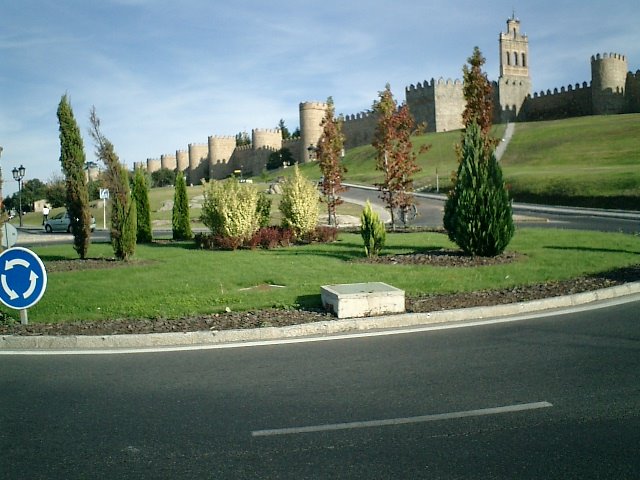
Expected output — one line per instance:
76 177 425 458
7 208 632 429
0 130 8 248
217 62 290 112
1 0 639 196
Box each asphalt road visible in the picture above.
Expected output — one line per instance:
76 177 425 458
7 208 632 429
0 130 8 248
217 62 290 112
2 297 639 479
342 185 640 234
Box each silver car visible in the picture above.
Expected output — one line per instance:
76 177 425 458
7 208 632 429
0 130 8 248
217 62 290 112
44 211 96 233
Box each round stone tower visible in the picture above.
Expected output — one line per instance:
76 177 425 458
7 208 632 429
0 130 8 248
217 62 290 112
299 101 327 163
591 52 628 115
176 150 189 174
252 128 282 150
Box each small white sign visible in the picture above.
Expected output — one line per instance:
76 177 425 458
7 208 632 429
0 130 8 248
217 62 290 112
1 223 18 249
99 188 110 200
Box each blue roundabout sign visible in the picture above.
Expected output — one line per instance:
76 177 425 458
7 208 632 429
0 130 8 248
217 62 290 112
0 247 48 310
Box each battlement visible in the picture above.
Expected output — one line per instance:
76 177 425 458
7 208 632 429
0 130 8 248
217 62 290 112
299 101 328 110
342 110 374 122
529 82 590 99
406 77 462 93
591 52 627 63
252 128 280 135
208 135 236 141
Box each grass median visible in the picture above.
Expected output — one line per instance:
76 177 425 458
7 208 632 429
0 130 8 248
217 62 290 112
6 228 639 325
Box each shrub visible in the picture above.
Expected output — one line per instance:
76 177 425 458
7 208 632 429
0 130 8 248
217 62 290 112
256 191 272 228
313 226 339 243
201 178 259 243
360 200 386 257
444 122 515 257
279 165 319 240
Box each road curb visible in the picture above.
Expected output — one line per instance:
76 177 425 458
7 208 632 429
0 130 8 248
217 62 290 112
2 281 639 352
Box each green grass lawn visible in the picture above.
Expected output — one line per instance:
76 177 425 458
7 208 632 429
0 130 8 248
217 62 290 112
7 228 638 325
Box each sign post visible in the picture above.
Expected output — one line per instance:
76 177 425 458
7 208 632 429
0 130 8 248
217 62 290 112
99 188 110 230
0 247 48 324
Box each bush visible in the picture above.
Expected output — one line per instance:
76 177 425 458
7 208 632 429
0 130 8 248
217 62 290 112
195 226 296 251
444 122 515 257
256 191 272 228
313 226 339 243
279 165 319 240
360 200 386 257
201 178 260 243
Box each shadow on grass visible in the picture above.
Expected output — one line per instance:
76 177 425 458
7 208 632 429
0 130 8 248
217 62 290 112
145 240 200 251
544 246 640 255
295 294 324 309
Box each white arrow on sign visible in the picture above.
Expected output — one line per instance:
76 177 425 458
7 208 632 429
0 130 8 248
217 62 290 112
24 270 39 299
5 258 30 270
1 274 19 300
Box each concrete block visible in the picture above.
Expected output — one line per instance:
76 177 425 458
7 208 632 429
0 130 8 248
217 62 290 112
321 282 405 319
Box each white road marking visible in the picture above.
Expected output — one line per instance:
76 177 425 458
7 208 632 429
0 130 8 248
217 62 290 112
252 401 553 437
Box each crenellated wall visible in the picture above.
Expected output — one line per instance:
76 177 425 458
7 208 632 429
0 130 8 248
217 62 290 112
138 17 638 185
341 110 378 149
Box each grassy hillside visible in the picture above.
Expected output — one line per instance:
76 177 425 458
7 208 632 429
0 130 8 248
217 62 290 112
291 114 639 209
500 114 640 208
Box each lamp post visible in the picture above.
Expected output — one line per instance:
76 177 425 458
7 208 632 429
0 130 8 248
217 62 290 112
307 144 317 161
12 165 25 227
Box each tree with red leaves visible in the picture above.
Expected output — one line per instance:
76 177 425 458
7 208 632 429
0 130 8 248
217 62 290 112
316 97 347 227
372 84 424 230
462 46 498 152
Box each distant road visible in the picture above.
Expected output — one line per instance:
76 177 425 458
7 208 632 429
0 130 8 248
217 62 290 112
343 184 640 234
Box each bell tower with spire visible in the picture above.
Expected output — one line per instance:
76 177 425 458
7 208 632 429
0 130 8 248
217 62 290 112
498 13 531 121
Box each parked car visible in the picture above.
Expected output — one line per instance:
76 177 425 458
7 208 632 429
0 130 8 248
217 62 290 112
44 211 96 233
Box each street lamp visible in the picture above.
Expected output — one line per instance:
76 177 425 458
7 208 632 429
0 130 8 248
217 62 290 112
307 144 317 161
12 164 25 227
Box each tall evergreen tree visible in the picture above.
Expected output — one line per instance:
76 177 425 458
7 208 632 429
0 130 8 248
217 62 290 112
132 166 152 243
57 94 91 259
89 107 136 260
172 171 192 240
444 47 514 257
316 97 347 226
372 84 423 230
443 122 514 256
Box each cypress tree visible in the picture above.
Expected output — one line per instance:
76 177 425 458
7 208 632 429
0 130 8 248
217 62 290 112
444 122 514 256
132 167 152 243
172 172 192 240
89 107 136 260
57 94 91 259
